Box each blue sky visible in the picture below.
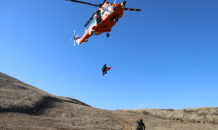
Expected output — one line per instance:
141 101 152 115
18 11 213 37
1 0 218 110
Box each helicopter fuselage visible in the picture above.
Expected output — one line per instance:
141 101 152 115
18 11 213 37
78 2 125 45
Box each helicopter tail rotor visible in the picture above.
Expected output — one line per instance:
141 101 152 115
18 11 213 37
71 30 80 46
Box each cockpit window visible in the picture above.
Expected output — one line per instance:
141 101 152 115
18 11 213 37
104 4 111 11
92 19 96 26
107 4 111 9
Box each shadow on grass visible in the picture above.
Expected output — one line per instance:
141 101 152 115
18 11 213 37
0 96 91 115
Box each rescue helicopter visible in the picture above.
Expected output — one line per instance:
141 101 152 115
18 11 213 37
68 0 142 46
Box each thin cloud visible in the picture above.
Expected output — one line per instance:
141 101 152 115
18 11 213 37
133 101 152 109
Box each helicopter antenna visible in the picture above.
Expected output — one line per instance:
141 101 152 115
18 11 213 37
114 0 116 4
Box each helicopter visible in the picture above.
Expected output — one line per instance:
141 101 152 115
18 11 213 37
68 0 142 46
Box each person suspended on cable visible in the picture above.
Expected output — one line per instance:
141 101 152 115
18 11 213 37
102 63 111 76
137 118 146 130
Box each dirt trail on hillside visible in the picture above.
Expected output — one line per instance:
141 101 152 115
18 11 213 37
104 111 132 130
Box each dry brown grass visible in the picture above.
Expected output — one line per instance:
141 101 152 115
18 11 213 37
0 98 123 130
1 71 218 130
0 72 89 112
0 72 49 111
0 72 122 129
121 107 218 125
111 109 218 130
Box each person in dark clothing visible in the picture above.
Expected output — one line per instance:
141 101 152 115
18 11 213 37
96 10 102 25
102 63 107 76
137 118 146 130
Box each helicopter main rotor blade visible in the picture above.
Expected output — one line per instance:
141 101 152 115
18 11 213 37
66 0 99 7
84 13 95 27
124 8 142 12
102 0 107 4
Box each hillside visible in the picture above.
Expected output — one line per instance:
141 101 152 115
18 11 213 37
0 72 90 112
0 72 218 130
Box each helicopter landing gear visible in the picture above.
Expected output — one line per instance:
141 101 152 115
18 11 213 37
106 33 110 37
114 18 119 22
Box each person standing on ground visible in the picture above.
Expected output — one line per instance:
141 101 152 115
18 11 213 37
137 118 146 130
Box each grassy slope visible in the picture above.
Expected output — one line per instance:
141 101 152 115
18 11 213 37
0 72 90 112
0 72 123 129
1 72 218 129
120 107 218 125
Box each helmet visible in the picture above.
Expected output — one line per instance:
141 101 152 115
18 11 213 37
140 118 143 121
